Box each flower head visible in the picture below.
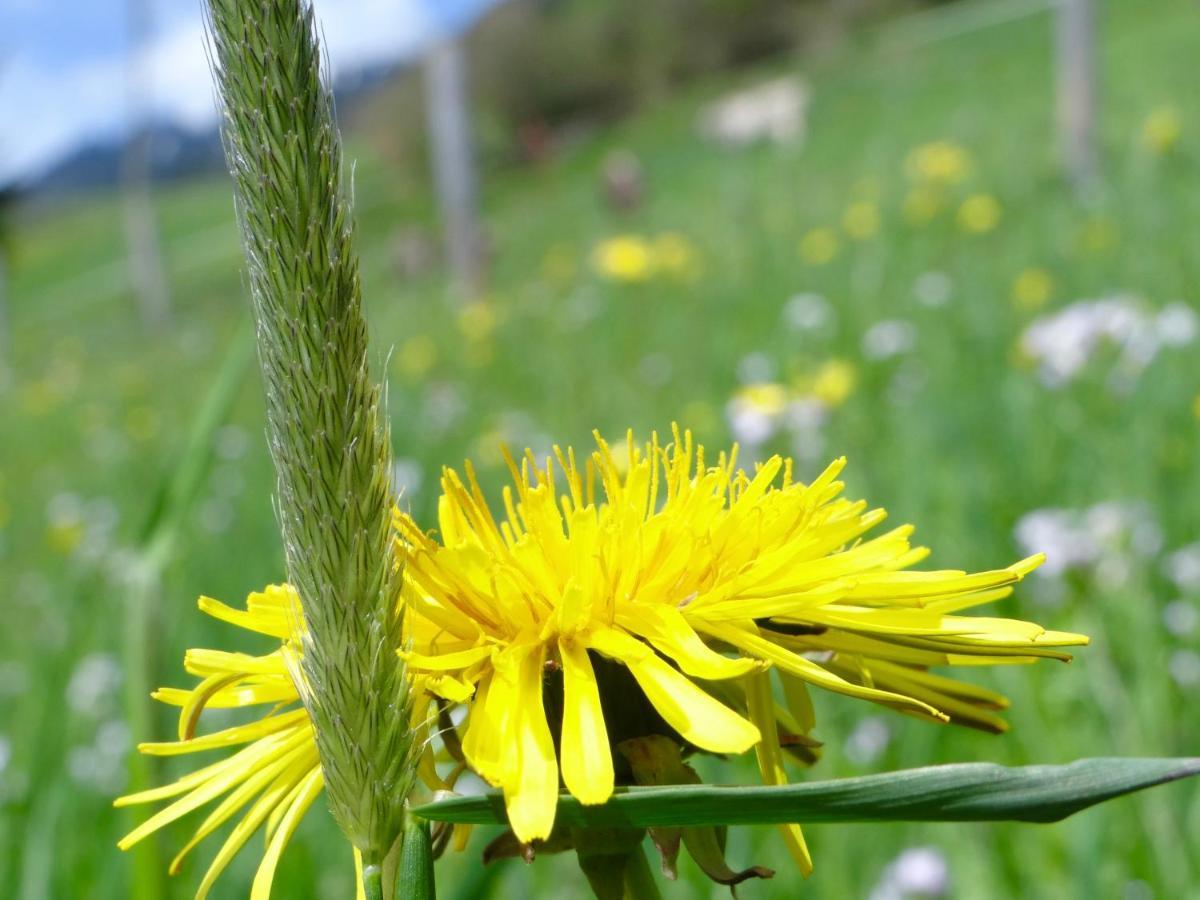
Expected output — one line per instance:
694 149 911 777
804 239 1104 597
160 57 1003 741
115 586 345 899
905 142 970 185
399 429 1087 871
592 235 655 282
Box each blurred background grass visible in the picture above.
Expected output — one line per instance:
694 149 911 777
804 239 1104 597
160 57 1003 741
2 0 1199 896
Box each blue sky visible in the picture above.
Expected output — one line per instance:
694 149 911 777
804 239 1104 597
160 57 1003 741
0 0 501 183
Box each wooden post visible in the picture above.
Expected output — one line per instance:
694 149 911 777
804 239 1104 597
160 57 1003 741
1055 0 1098 190
123 0 171 328
0 251 9 391
424 38 484 299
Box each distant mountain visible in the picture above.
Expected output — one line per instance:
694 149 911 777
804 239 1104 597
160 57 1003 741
15 60 406 202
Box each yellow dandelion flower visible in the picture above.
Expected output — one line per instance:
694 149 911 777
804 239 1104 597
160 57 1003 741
905 141 970 185
1012 268 1054 312
592 235 655 283
841 202 880 241
734 382 789 416
458 301 497 344
398 429 1087 874
803 359 856 407
1142 106 1182 155
799 227 839 265
114 586 355 900
957 194 1002 234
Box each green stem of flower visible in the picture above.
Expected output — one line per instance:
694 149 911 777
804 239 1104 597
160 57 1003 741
573 829 662 900
361 861 385 900
396 813 437 900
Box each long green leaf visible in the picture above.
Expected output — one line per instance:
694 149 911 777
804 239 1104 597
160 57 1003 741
413 758 1200 828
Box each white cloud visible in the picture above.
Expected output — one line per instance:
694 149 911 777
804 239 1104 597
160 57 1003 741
0 0 437 183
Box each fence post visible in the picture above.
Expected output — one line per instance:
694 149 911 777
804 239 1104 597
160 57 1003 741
1055 0 1098 190
123 0 172 328
424 37 485 299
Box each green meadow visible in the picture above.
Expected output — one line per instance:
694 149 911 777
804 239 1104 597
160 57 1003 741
2 0 1199 895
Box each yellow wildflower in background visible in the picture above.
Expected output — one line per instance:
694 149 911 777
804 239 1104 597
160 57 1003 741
1076 215 1119 254
905 141 970 185
458 301 498 344
115 586 346 900
842 202 881 241
733 382 789 416
1142 106 1182 155
799 227 840 265
957 194 1002 234
1012 268 1054 312
592 235 655 282
1192 393 1200 421
398 429 1087 874
803 359 856 407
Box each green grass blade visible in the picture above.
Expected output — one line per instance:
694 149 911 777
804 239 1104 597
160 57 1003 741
413 758 1200 828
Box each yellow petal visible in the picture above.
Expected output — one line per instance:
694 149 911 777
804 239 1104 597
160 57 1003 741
504 643 559 842
616 605 758 680
251 767 324 900
558 637 614 805
744 671 813 876
588 627 760 754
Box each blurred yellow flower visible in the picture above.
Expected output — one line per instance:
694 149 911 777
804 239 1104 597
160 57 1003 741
1012 268 1054 312
903 187 943 225
1192 393 1200 421
652 232 701 281
842 202 880 241
396 334 438 379
906 141 970 185
46 521 85 555
804 359 856 407
1142 106 1182 155
957 194 1002 234
799 227 839 265
592 235 655 282
458 301 497 343
735 382 789 415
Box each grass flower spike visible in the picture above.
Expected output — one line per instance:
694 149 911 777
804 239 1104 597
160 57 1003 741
116 587 331 898
400 428 1088 874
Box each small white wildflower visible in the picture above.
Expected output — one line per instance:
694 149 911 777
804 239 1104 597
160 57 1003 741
1169 650 1200 688
66 653 122 717
1156 302 1198 347
845 716 890 766
870 846 949 900
913 271 953 308
214 424 250 460
736 351 775 384
392 458 424 500
1163 600 1198 637
1164 542 1200 592
782 292 832 332
863 320 917 360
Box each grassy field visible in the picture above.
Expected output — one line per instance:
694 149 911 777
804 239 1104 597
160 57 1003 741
3 0 1200 896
